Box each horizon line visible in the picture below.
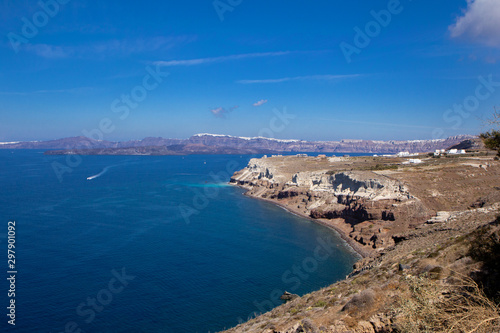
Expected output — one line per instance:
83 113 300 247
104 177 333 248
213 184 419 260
0 133 477 145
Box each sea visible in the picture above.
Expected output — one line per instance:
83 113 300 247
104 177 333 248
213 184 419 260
0 150 362 333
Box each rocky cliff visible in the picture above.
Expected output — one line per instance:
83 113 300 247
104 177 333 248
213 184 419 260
223 151 500 333
230 156 432 253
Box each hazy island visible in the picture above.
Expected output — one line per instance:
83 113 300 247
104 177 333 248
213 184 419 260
0 133 475 155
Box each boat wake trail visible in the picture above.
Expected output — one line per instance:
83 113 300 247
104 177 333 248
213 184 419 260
86 165 115 180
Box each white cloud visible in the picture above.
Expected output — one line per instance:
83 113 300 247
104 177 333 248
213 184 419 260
210 107 225 117
449 0 500 47
238 74 360 84
210 105 238 118
154 51 290 67
253 99 268 107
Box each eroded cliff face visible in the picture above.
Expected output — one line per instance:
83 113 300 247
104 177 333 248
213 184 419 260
230 158 432 253
223 153 500 333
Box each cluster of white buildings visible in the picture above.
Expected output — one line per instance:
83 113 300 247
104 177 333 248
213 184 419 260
396 149 467 158
394 148 468 165
434 149 466 156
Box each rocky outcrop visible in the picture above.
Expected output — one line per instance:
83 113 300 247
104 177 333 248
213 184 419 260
280 292 299 302
287 171 411 201
230 158 432 253
447 138 485 150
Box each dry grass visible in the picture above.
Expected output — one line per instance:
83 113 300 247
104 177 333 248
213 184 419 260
467 220 500 303
396 272 500 333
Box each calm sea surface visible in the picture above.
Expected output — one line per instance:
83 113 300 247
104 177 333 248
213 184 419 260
0 150 360 332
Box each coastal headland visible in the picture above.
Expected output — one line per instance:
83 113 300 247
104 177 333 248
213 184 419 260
224 146 500 332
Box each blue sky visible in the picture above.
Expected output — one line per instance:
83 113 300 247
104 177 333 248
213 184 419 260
1 0 499 141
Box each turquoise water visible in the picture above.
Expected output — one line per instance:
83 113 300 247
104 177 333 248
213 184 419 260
0 150 359 332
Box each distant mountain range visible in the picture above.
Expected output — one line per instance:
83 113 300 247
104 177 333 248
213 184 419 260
0 133 477 155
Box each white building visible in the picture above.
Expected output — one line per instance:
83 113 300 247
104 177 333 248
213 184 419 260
402 159 423 165
446 149 466 155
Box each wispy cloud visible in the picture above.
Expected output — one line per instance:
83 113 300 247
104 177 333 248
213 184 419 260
154 51 290 67
24 36 193 59
210 106 239 118
26 44 70 58
449 0 500 47
0 87 94 95
211 107 224 117
253 99 268 107
237 74 360 84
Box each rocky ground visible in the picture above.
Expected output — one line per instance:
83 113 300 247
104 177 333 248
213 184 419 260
221 149 500 332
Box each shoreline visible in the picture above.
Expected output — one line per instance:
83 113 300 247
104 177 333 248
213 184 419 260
221 152 500 332
233 184 371 259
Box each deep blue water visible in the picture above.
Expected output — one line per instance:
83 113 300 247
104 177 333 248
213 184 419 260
0 150 360 333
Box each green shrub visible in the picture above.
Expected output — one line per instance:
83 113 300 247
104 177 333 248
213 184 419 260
313 300 327 308
371 164 398 171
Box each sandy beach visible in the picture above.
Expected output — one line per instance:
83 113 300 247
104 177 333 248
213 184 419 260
236 186 372 259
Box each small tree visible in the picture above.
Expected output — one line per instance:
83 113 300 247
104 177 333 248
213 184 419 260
480 108 500 156
480 131 500 155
